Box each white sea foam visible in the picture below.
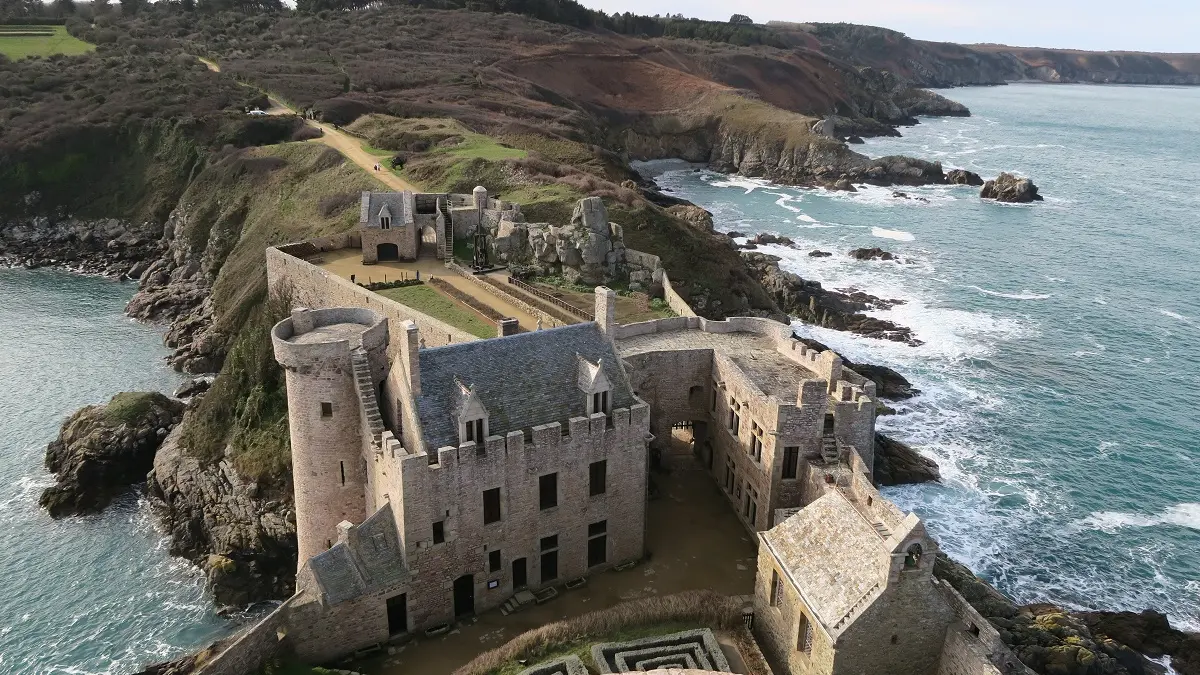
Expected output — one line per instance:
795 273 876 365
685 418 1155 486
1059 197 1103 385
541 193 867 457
872 226 915 241
707 174 770 194
797 214 818 223
1077 503 1200 532
967 285 1051 300
1094 296 1108 305
1159 309 1195 326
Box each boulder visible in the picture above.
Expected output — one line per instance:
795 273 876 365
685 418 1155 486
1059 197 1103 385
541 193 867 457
667 204 714 232
811 118 836 138
873 433 940 485
40 392 185 518
556 197 624 284
852 363 920 400
174 376 215 400
981 172 1043 203
849 247 898 261
751 232 796 248
846 135 865 144
809 250 833 258
947 168 984 186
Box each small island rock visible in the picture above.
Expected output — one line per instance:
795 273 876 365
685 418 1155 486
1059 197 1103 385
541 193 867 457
849 247 899 261
809 250 833 258
40 392 185 518
981 172 1043 202
947 168 985 186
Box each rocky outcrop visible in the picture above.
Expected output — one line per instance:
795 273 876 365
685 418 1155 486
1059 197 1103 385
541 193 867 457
873 432 940 485
893 87 972 118
0 216 164 277
490 197 626 285
935 554 1166 675
1078 611 1200 675
809 250 832 258
852 363 920 400
125 205 225 374
742 252 919 345
947 168 985 186
148 426 297 607
666 204 714 232
849 247 899 261
981 172 1044 203
40 392 185 518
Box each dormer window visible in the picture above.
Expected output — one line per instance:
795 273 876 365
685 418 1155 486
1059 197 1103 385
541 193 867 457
591 391 609 415
464 418 485 444
577 355 613 417
456 378 489 447
380 216 391 230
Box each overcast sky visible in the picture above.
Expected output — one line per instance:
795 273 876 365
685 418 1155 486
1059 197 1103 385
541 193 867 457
580 0 1197 53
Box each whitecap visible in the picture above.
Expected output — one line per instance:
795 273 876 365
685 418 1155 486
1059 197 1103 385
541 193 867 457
871 226 915 242
1044 276 1066 282
967 285 1051 300
1159 309 1195 326
1076 503 1200 532
1094 297 1108 305
797 214 818 223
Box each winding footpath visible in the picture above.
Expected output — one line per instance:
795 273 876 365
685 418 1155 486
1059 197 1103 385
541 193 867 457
199 56 418 192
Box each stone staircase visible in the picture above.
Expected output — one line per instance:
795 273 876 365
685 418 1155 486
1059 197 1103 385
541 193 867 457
436 197 453 260
499 589 537 616
871 521 892 539
351 347 385 453
820 433 839 463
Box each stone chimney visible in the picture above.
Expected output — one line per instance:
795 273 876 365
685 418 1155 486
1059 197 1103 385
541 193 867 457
291 307 315 335
400 320 421 396
595 286 616 335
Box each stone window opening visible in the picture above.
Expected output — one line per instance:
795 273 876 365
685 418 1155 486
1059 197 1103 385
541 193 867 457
432 520 445 545
769 569 782 607
591 390 610 416
380 216 391 230
483 487 501 524
729 399 741 435
904 543 923 569
488 549 501 573
320 401 333 417
587 520 607 567
797 613 813 654
750 422 764 461
539 472 558 510
711 386 717 411
339 461 346 486
782 446 799 479
589 460 607 496
891 634 899 645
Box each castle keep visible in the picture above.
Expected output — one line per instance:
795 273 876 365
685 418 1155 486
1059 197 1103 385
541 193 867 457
198 191 1027 675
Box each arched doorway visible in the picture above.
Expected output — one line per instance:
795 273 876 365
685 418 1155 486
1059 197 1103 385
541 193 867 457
453 574 474 617
420 225 438 258
377 243 399 261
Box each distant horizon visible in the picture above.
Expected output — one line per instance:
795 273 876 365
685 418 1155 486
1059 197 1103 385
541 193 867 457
579 0 1198 54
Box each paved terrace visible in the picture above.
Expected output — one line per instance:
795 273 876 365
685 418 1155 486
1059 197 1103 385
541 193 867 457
616 328 821 401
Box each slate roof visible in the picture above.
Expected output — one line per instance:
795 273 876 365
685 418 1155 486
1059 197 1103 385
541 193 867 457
416 322 635 450
763 491 888 633
360 191 410 228
309 503 409 605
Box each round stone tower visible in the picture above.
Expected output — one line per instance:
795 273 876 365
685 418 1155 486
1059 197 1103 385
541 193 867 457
271 306 388 568
472 185 488 209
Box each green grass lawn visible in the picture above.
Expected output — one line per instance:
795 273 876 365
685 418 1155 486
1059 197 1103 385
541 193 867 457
0 25 94 59
377 284 495 339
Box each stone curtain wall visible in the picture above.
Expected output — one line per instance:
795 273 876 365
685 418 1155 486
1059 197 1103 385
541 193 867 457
193 596 300 675
266 245 477 351
661 270 697 318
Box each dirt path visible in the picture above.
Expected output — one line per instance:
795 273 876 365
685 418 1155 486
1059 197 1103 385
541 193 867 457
197 56 417 192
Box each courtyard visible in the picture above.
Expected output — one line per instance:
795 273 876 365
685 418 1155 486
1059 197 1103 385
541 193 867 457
351 449 758 675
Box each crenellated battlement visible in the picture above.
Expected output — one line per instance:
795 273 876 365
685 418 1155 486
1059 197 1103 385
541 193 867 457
393 403 650 477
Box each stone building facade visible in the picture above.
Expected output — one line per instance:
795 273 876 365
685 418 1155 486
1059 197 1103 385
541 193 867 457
358 186 519 263
194 241 1021 675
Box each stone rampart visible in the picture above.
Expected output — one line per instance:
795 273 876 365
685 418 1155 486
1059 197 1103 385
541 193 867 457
661 270 696 318
266 245 476 352
193 596 299 675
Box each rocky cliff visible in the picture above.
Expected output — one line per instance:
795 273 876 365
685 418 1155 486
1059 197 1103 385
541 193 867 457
0 217 164 278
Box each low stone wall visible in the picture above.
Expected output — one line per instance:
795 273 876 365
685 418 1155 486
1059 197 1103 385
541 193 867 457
194 596 299 675
444 261 567 328
661 270 697 318
266 245 476 354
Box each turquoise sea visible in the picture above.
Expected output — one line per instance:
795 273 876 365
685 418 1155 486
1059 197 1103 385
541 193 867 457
645 83 1200 630
0 269 230 674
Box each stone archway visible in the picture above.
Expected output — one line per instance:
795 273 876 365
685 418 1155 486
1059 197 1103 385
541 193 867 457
420 226 438 258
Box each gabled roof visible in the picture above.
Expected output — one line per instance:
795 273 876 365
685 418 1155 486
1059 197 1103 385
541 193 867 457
576 355 612 394
416 323 634 450
360 191 409 228
308 503 409 605
762 491 889 634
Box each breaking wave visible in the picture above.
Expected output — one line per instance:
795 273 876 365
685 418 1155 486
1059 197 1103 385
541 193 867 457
967 285 1052 300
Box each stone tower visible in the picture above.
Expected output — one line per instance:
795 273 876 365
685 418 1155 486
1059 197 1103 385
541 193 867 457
271 306 389 568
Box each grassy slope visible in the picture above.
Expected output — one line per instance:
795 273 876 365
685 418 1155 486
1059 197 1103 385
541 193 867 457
178 142 387 483
0 25 94 59
377 285 496 339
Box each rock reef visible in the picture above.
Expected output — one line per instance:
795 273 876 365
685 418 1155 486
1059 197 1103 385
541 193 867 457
0 216 163 278
982 172 1044 203
40 392 184 518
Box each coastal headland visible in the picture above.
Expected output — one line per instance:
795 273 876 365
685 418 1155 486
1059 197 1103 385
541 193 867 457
2 3 1198 675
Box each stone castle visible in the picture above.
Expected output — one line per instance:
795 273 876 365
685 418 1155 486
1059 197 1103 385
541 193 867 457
196 189 1030 675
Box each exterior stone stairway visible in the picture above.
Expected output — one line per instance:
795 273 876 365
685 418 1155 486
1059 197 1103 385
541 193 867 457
499 590 537 616
871 521 892 538
351 347 385 453
820 434 839 463
436 197 453 260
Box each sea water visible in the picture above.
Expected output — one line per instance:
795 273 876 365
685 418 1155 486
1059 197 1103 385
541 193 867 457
643 83 1200 629
0 269 231 674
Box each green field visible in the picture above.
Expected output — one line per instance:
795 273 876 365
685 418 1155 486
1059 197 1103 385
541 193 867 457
0 25 95 59
376 284 496 338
